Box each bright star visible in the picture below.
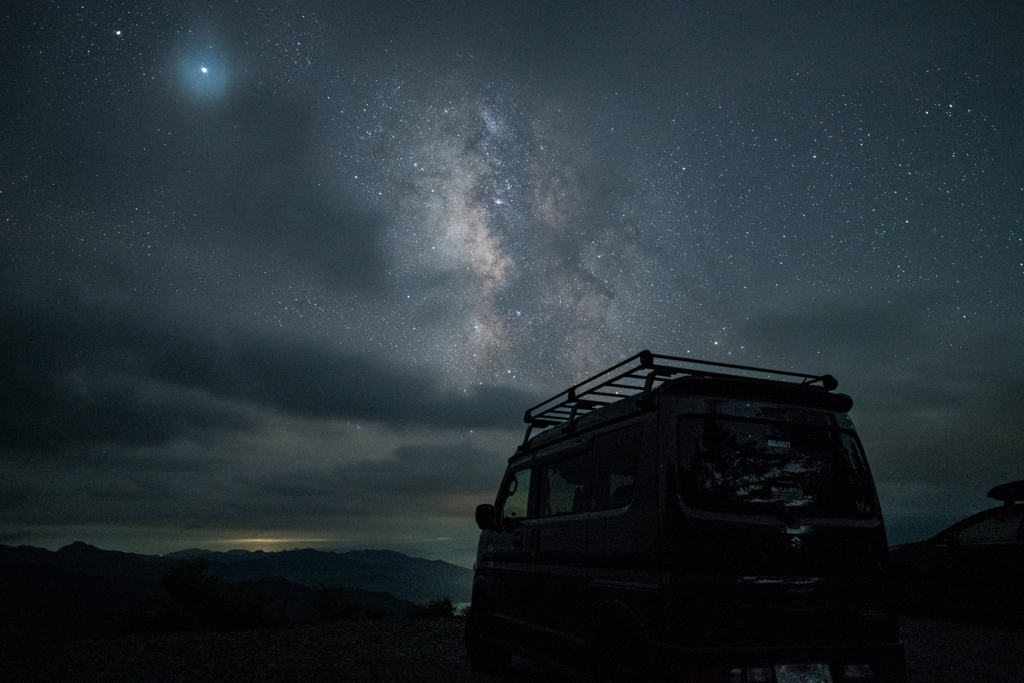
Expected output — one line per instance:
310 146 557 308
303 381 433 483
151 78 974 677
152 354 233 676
178 52 228 100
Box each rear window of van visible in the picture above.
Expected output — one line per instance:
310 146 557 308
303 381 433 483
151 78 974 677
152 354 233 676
677 416 876 518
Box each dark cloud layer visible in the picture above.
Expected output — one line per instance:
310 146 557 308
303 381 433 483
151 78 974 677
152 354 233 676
0 291 536 453
249 441 504 519
740 296 1024 485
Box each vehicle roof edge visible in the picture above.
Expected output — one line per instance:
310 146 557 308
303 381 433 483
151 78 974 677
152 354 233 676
987 479 1024 504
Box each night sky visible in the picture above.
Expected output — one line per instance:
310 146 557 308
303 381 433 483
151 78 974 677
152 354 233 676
2 1 1021 567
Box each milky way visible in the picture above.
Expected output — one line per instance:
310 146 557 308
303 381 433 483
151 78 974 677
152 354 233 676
326 78 726 388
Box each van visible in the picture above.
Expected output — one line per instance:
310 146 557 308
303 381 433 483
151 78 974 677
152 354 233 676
466 351 905 682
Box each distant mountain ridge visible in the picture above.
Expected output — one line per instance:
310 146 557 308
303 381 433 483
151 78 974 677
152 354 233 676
148 546 473 606
0 542 472 639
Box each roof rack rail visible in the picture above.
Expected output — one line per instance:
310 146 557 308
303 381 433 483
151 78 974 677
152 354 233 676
519 350 838 449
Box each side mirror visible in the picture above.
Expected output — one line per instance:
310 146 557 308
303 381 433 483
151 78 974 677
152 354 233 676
475 503 496 531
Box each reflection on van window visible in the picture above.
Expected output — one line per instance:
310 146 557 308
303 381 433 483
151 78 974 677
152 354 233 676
539 455 589 517
678 417 876 518
501 467 531 523
592 425 642 511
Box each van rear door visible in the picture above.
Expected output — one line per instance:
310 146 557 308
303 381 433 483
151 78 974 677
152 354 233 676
670 409 894 647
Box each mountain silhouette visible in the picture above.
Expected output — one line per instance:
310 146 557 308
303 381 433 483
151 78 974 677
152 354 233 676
0 543 471 639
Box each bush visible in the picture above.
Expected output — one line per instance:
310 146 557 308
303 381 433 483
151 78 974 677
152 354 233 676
311 587 389 622
117 597 191 634
160 559 287 631
408 597 455 619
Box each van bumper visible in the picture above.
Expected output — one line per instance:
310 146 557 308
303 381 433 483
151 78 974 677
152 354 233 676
656 640 906 682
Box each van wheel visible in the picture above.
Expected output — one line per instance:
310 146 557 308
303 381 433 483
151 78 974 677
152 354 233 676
465 607 511 674
593 624 650 683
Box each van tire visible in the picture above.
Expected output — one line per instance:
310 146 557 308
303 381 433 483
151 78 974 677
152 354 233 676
592 622 651 683
465 606 511 674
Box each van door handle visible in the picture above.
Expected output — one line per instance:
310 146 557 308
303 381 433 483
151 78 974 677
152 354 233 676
512 529 523 547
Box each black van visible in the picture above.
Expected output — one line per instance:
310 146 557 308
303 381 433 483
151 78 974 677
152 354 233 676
466 351 905 682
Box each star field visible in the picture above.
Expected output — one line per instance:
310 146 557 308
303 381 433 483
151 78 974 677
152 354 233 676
1 1 1021 563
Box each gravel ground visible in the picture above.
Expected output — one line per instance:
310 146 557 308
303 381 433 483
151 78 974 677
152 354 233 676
0 619 515 683
1 616 1020 682
901 615 1024 683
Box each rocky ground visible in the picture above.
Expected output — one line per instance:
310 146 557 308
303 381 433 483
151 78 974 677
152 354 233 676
900 615 1024 683
1 616 1020 682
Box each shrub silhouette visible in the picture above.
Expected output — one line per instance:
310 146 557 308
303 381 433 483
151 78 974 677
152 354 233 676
117 596 191 634
160 559 287 631
311 587 389 622
408 597 455 618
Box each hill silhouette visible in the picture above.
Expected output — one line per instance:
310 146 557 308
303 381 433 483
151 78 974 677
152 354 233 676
0 543 472 639
149 547 472 606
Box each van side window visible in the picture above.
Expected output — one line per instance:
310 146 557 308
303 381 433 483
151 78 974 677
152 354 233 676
538 454 589 517
591 424 642 511
500 467 532 525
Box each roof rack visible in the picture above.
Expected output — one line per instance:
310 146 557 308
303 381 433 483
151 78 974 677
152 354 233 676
519 350 838 449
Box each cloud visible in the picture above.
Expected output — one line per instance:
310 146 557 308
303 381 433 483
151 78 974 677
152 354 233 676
739 292 1024 486
0 291 537 454
244 439 507 520
0 410 515 565
177 90 392 294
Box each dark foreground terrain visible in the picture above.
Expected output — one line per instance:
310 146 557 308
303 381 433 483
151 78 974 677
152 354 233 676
1 616 1021 682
